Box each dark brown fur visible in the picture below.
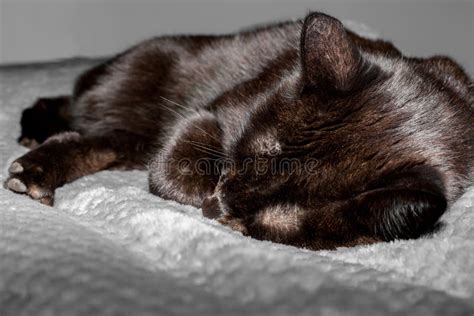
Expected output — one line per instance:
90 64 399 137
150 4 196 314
5 12 474 250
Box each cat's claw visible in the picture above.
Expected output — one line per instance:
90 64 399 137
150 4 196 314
8 162 24 174
19 137 39 149
6 178 27 193
4 160 55 206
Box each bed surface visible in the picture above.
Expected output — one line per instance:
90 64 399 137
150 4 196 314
1 58 474 315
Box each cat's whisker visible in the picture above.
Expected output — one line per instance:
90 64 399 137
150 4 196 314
187 145 228 160
160 96 191 112
159 101 220 143
193 149 224 160
159 101 188 121
192 147 229 160
185 139 229 157
270 72 284 80
190 146 226 160
184 140 230 159
159 96 222 144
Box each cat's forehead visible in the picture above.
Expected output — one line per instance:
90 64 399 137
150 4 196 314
228 53 461 158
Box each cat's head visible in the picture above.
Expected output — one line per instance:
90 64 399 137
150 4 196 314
206 12 474 250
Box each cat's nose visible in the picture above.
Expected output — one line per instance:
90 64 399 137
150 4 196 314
202 196 222 219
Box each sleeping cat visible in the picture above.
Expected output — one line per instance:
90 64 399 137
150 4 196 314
4 12 474 250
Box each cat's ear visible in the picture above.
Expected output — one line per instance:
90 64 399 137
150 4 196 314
351 187 447 241
413 56 472 100
300 12 370 93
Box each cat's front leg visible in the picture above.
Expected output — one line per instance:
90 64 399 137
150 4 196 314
5 131 150 205
4 132 112 205
148 112 224 208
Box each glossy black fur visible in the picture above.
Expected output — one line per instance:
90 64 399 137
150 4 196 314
5 12 474 250
18 96 70 147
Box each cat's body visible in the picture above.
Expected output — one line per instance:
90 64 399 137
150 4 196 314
5 13 474 250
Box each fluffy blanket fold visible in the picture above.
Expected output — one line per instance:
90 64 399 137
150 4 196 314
1 59 473 315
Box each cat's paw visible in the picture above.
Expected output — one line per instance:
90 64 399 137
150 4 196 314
4 160 55 206
148 112 223 207
218 214 248 235
18 137 40 149
18 96 70 148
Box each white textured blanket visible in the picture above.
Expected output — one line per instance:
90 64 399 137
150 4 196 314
1 59 474 316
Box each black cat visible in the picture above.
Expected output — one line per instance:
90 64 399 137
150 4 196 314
5 12 474 250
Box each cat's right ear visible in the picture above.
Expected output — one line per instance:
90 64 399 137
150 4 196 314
300 12 374 94
413 56 473 101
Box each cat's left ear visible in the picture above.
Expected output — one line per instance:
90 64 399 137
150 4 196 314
300 12 371 93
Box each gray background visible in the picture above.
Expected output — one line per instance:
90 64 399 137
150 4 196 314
1 0 473 76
